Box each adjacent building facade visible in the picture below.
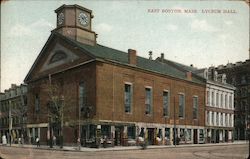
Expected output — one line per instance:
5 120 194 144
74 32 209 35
202 68 235 143
23 4 206 147
0 84 28 144
216 58 250 140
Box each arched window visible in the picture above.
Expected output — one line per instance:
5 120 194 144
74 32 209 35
49 50 67 63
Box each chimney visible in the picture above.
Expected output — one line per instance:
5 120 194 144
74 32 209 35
186 71 192 80
149 51 153 60
160 53 164 62
11 84 17 89
128 49 137 65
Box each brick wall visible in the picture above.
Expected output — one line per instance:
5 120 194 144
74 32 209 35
96 62 205 126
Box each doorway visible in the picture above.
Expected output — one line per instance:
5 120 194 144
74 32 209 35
115 126 123 146
147 128 155 145
193 129 198 144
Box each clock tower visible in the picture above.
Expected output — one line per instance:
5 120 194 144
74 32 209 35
54 4 97 46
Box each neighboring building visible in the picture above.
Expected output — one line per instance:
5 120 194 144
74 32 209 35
216 58 250 140
0 84 28 144
156 55 235 143
195 68 235 143
24 4 206 147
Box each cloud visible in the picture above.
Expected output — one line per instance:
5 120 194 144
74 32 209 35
224 20 233 25
9 19 54 37
166 24 178 31
30 19 54 29
190 19 218 32
96 23 113 33
9 24 33 37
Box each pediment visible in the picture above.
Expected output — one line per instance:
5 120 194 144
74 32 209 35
25 33 93 82
39 43 79 72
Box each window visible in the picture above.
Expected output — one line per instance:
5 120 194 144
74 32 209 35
207 91 210 105
211 91 214 106
211 112 214 125
229 95 232 109
157 129 162 138
127 126 135 139
101 125 111 138
165 128 170 140
178 94 185 118
145 87 152 115
139 128 145 137
225 94 228 109
221 94 223 108
216 93 219 107
163 91 169 116
124 84 132 113
187 129 192 141
193 96 198 119
79 82 86 112
225 114 229 126
180 128 185 141
35 94 40 113
220 113 223 126
216 113 219 126
49 50 67 63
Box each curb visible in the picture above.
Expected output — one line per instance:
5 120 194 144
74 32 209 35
0 141 247 152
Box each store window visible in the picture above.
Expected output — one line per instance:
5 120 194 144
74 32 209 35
127 126 136 139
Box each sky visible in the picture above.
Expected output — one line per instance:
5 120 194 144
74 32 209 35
1 0 249 92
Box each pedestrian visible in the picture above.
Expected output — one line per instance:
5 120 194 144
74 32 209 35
36 137 40 147
53 135 56 146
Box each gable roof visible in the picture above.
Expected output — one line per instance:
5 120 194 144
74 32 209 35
25 32 205 85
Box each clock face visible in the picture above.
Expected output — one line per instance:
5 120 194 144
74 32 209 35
58 12 64 25
78 12 89 26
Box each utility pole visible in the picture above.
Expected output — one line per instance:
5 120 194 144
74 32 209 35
60 95 64 148
8 100 12 146
174 96 176 147
48 74 53 148
78 91 81 150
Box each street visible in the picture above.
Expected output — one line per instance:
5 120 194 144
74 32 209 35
0 143 248 159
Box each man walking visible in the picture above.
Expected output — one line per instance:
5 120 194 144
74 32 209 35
36 137 40 147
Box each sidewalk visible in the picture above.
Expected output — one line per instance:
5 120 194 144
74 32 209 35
0 140 248 152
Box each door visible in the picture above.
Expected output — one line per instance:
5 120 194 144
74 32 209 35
193 129 198 144
216 130 220 143
115 126 122 146
147 128 155 145
225 130 228 142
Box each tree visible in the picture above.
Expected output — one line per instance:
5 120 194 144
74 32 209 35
47 83 64 148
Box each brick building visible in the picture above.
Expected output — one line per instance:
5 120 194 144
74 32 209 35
0 84 28 144
24 4 206 147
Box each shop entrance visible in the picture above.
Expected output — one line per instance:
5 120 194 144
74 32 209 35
216 130 220 143
225 130 228 142
193 129 198 144
147 128 155 145
115 126 123 146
